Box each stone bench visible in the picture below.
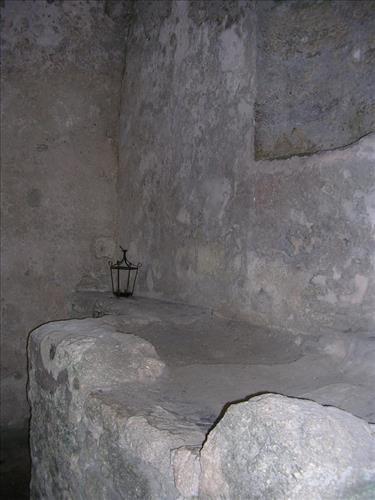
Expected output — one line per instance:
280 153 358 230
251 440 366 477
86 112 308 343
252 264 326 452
28 298 375 499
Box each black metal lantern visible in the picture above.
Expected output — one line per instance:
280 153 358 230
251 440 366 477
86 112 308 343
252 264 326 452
109 247 141 297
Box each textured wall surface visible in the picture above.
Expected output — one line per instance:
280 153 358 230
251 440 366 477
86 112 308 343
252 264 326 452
119 0 375 335
0 0 129 428
118 0 257 307
2 0 375 429
255 0 375 160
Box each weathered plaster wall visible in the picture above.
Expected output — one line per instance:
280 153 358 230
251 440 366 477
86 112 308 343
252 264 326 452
118 0 256 304
2 0 375 430
119 0 375 335
255 0 375 160
1 0 129 428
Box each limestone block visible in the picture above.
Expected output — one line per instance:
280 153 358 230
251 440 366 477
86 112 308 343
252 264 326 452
199 394 375 499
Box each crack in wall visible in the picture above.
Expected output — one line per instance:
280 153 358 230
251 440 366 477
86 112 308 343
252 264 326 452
255 130 375 163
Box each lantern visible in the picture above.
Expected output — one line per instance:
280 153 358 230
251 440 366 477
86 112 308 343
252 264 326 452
109 247 141 297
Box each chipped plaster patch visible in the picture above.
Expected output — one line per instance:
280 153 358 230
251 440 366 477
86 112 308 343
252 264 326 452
340 274 369 305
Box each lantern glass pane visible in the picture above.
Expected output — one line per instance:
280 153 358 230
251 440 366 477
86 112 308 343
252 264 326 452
109 248 141 298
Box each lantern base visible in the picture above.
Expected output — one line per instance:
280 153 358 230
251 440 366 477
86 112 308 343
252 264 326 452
113 291 134 298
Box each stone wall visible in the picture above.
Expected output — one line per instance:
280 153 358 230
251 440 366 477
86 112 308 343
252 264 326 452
255 0 375 160
0 0 129 428
2 0 375 429
118 0 375 335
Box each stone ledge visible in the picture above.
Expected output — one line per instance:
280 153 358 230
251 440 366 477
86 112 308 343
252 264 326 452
28 300 375 498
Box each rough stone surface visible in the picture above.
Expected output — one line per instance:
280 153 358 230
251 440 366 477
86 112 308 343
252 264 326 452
28 318 193 499
200 394 375 500
28 304 375 499
172 446 201 498
255 0 375 159
118 0 375 335
0 0 130 428
71 292 375 423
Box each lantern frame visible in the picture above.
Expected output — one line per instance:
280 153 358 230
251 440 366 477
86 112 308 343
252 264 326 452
109 247 141 297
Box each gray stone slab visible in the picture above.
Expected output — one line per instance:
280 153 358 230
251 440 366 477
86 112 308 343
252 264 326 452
29 300 375 498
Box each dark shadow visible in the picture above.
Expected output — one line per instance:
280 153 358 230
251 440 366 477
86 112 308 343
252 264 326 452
0 426 30 500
